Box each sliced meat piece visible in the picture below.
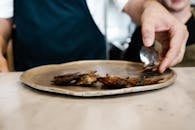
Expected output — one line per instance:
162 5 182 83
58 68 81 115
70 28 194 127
52 70 98 86
98 74 132 89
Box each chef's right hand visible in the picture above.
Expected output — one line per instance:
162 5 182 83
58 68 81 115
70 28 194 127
0 54 9 72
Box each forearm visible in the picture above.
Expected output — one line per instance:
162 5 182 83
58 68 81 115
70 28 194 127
0 18 12 55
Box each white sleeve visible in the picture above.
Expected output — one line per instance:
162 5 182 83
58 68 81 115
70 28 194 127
0 0 13 18
113 0 129 11
86 0 105 35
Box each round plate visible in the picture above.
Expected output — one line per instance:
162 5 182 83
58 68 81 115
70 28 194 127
20 60 176 97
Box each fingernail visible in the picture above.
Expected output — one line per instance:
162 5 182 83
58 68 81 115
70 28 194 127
144 38 153 47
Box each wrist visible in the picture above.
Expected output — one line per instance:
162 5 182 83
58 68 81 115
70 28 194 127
0 52 5 61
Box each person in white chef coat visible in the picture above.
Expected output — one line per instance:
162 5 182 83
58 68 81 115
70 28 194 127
0 0 188 73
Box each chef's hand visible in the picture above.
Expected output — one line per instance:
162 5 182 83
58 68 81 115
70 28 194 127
0 35 9 72
0 19 12 72
0 54 9 72
0 37 9 72
140 0 188 73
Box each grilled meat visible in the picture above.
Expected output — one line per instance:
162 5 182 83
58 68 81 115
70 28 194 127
52 69 166 89
76 71 98 86
98 74 131 89
52 70 98 86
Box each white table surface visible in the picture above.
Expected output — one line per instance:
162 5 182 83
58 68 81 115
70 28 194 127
0 67 195 130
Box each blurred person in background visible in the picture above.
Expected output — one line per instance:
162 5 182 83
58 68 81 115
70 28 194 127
0 0 188 73
123 0 195 66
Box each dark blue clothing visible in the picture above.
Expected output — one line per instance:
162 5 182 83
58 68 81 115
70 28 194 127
13 0 106 71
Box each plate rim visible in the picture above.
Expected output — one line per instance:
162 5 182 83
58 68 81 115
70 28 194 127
20 60 177 97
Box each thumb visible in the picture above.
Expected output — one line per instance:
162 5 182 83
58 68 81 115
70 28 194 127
141 20 155 47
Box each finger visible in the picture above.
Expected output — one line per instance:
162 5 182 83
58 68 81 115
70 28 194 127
0 56 9 72
0 66 9 72
141 19 155 47
169 34 187 66
159 25 188 73
0 64 9 72
159 47 177 73
159 27 181 72
169 47 185 67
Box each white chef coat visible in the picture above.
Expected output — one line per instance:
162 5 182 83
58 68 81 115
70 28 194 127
0 0 13 18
